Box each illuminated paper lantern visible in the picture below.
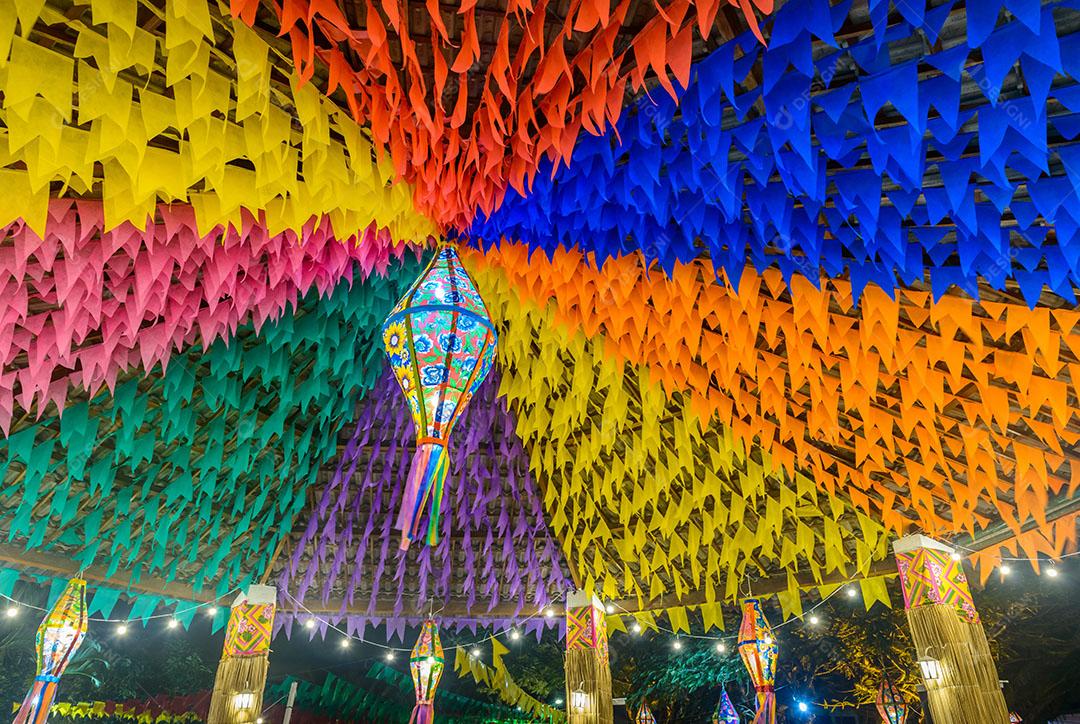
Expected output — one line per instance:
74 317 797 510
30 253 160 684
382 245 497 549
634 703 657 724
712 690 739 724
737 599 777 724
13 578 88 724
875 678 908 724
409 619 445 724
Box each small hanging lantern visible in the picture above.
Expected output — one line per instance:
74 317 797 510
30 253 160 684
875 677 908 724
712 690 739 724
409 619 445 724
382 245 497 550
634 702 657 724
737 599 777 724
13 578 88 724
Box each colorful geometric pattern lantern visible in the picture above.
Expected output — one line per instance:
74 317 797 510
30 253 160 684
409 619 445 724
634 703 657 724
712 690 739 724
895 547 980 624
875 678 908 724
737 599 777 724
207 586 276 724
382 245 498 549
13 578 88 724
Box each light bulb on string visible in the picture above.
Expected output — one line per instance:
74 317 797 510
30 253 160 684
116 623 129 636
167 618 179 629
510 629 521 641
999 564 1011 576
605 603 614 614
471 648 481 659
808 615 820 625
846 586 857 598
672 638 683 651
631 622 642 634
715 642 726 653
206 605 219 616
340 638 351 649
950 552 962 562
1047 567 1060 578
4 605 17 619
305 618 317 630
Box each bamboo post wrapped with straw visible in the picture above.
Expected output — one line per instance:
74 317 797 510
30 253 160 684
565 591 613 724
893 536 1009 724
207 586 276 724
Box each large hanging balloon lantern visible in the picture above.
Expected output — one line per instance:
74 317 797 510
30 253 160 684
712 690 739 724
737 599 778 724
382 245 497 549
408 619 445 724
875 677 908 724
634 702 657 724
13 578 88 724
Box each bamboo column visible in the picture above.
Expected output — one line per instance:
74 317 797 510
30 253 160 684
207 585 277 724
564 591 613 724
893 535 1009 724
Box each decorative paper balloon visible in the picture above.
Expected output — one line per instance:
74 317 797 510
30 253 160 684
712 690 739 724
634 702 658 724
409 619 445 724
382 245 497 549
875 678 908 724
737 599 778 724
13 578 88 724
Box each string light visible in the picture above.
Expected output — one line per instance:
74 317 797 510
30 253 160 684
845 586 857 598
999 564 1011 576
167 618 179 629
764 635 774 645
510 629 521 641
715 642 726 653
605 603 614 614
206 605 219 616
471 648 481 658
808 615 820 625
4 606 17 619
950 552 962 562
543 608 555 619
116 623 129 636
554 698 564 706
1047 567 1060 578
672 638 683 651
631 622 642 634
340 639 351 649
304 618 317 630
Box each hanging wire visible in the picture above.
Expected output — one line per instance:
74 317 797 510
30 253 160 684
279 588 566 653
0 587 239 624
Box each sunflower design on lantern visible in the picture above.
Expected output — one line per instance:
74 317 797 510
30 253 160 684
382 245 497 549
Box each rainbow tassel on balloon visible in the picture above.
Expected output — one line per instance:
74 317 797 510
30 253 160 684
409 619 445 724
13 578 88 724
382 245 497 550
737 599 777 724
